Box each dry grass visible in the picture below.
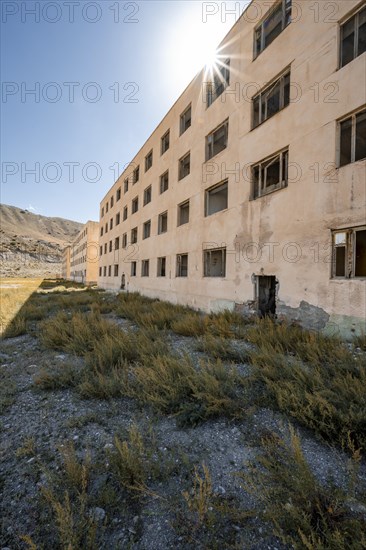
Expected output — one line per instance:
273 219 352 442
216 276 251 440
239 426 366 549
196 333 250 363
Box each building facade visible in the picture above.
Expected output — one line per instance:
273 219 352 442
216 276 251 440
68 221 99 285
61 246 71 280
98 0 366 337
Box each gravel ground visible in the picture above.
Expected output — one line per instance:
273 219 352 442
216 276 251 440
1 325 365 549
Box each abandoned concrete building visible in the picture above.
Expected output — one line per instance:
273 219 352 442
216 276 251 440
98 0 366 337
63 221 99 285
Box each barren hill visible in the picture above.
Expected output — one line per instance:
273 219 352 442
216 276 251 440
0 204 83 277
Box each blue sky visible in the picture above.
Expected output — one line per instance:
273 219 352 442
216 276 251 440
1 1 248 223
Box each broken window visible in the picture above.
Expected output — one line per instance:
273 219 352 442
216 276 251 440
206 120 228 161
339 108 366 166
115 237 120 250
132 196 139 214
206 59 230 107
176 254 188 277
252 149 288 199
122 233 127 249
144 185 152 205
254 0 292 58
158 211 168 234
203 247 226 277
116 213 120 225
131 261 137 277
160 171 169 193
124 177 129 193
133 166 139 184
205 181 228 216
141 260 149 277
161 130 170 155
116 187 121 201
145 150 153 172
143 220 151 239
179 152 190 180
340 6 366 68
253 70 290 128
180 104 191 135
332 227 366 278
131 227 138 244
178 200 190 226
123 206 128 221
157 257 166 277
114 265 119 277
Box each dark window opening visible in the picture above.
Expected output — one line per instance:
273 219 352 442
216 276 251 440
206 120 228 160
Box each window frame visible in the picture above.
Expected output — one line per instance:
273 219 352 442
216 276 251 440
124 177 129 193
160 170 169 194
206 120 229 161
132 196 139 214
143 220 151 240
131 261 137 277
180 104 192 135
178 152 191 180
141 259 150 277
251 148 289 200
338 107 366 167
133 166 140 184
332 226 366 279
158 211 168 235
252 69 291 128
143 185 152 205
176 253 188 277
205 180 228 217
145 150 153 172
131 227 138 244
340 5 366 69
206 58 230 108
178 200 190 226
157 256 166 277
161 130 170 155
116 187 121 201
203 247 226 278
254 0 292 59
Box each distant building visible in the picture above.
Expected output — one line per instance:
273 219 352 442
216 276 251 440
66 221 99 285
98 0 366 337
61 246 71 280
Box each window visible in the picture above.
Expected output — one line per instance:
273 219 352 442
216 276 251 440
206 59 230 107
206 120 228 161
114 265 119 277
178 200 190 226
339 108 366 167
115 237 120 250
124 177 129 193
340 6 366 68
145 150 153 172
101 207 104 217
131 227 138 244
110 196 114 208
160 171 169 193
100 227 103 237
254 0 291 58
108 265 111 277
109 219 113 230
100 245 103 256
158 211 168 234
106 202 109 213
109 241 113 252
143 220 151 239
133 166 139 184
143 185 152 205
176 254 188 277
205 181 228 216
332 227 366 278
99 267 102 277
132 196 139 214
103 266 107 277
131 261 137 277
180 104 192 135
116 187 121 201
104 243 107 254
123 206 128 221
179 152 190 180
204 247 226 277
253 70 290 128
161 130 170 155
105 223 108 233
157 257 166 277
122 233 127 248
252 149 288 199
141 260 149 277
116 213 120 225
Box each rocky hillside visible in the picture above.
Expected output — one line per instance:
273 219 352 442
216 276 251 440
0 204 83 277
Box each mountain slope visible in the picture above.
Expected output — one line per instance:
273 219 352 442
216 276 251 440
0 204 84 277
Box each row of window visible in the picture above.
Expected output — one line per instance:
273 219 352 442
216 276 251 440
99 247 227 279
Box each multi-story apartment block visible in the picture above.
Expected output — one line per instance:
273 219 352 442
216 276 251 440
67 221 99 285
98 0 366 337
61 246 71 280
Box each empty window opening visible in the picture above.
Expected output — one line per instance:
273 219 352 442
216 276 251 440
161 130 170 155
206 59 230 107
340 6 366 68
180 104 191 135
339 108 366 167
141 260 149 277
158 211 168 234
179 152 191 180
206 120 228 161
252 149 288 199
143 220 151 239
144 185 152 205
115 237 120 250
132 196 139 214
176 254 188 277
160 171 169 193
145 150 153 172
122 233 127 249
131 261 137 277
124 178 129 193
116 187 121 201
123 206 128 221
116 213 120 225
114 265 119 277
131 227 138 244
178 200 190 226
157 257 166 277
204 247 226 277
133 166 140 184
254 0 291 58
205 181 228 216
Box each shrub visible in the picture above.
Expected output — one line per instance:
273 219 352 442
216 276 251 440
196 333 250 363
34 362 83 390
